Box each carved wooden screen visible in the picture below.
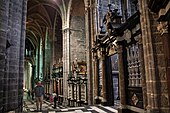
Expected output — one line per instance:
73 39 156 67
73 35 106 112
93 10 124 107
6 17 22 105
126 43 141 87
123 24 144 109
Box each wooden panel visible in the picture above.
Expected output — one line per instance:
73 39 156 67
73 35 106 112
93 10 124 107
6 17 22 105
127 87 143 108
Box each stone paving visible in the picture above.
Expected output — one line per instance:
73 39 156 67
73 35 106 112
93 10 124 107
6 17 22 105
23 99 118 113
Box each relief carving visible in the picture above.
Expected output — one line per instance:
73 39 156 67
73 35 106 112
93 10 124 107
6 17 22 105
161 95 169 107
132 93 139 105
157 21 168 35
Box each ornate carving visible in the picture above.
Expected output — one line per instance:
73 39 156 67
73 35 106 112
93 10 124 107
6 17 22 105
103 6 121 37
127 44 141 87
108 46 116 56
157 21 168 35
103 10 116 37
160 95 169 107
124 29 132 43
137 34 142 44
132 93 139 105
107 40 118 56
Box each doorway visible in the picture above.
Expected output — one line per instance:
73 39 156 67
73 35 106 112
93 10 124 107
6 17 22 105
110 54 120 106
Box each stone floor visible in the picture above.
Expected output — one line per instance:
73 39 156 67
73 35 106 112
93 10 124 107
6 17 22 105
23 99 119 113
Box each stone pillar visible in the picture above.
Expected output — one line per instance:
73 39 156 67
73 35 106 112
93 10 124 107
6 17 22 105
138 35 147 110
0 0 9 112
43 28 48 78
117 45 127 112
85 0 93 105
18 1 27 111
139 0 155 112
85 0 99 105
63 28 71 105
94 52 100 104
101 47 107 105
31 65 36 91
1 0 27 112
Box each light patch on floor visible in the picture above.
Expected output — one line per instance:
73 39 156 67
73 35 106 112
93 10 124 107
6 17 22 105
68 107 84 110
75 110 84 113
104 106 118 113
90 106 107 113
49 111 56 113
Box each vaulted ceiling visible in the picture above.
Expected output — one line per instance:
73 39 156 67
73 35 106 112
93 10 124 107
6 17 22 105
26 0 85 49
26 0 65 48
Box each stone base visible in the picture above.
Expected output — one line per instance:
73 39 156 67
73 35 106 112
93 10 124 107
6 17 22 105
118 108 138 113
95 98 101 104
101 101 108 106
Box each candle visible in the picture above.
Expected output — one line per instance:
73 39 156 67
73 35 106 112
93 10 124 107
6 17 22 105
108 0 111 4
127 0 129 10
100 18 103 27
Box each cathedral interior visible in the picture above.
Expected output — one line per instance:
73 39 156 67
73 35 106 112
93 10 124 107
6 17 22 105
0 0 170 113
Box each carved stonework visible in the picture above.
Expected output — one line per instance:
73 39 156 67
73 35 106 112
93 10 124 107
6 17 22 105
137 34 142 44
108 45 117 56
124 29 132 43
108 40 118 56
157 21 168 35
160 95 169 107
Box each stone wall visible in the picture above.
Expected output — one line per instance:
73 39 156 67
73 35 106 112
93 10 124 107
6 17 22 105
70 16 86 62
54 15 62 64
149 13 169 113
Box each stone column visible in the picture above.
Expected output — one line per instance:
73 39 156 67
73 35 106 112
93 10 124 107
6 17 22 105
101 47 107 105
138 35 147 110
18 1 27 111
0 0 9 112
43 28 48 78
1 0 27 112
85 0 93 105
117 45 127 112
94 52 100 104
31 65 36 91
63 28 71 105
